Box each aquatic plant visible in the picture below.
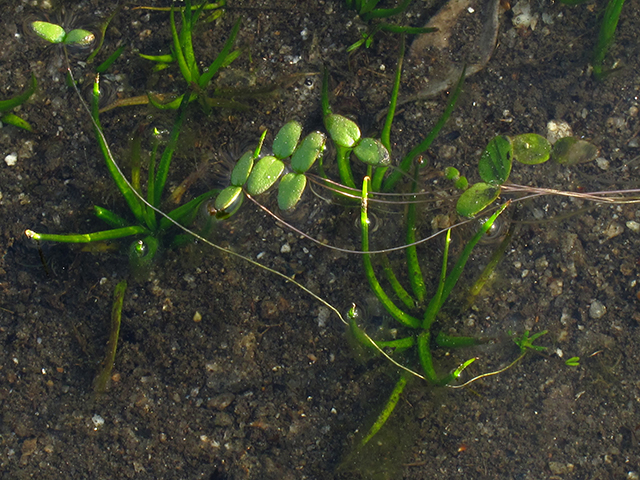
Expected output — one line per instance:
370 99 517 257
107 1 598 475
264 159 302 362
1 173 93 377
25 74 220 277
103 0 241 112
343 0 436 52
560 0 627 79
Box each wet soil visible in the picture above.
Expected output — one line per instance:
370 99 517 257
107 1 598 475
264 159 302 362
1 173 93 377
1 0 640 479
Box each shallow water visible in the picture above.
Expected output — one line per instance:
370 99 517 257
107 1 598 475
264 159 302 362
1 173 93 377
1 1 640 479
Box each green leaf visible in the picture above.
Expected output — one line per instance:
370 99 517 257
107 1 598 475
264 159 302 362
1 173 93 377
290 131 326 173
0 113 32 131
199 18 242 89
551 137 599 165
63 29 95 47
139 53 175 63
511 133 551 165
230 150 254 187
353 137 390 166
444 167 460 180
25 226 148 243
31 21 66 44
0 73 37 113
478 136 513 185
272 120 302 159
277 173 306 210
325 114 361 148
214 185 244 218
246 156 285 195
456 182 500 218
454 176 468 190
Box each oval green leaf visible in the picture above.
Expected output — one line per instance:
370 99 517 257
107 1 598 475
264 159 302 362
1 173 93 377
325 114 361 148
353 138 390 166
278 173 307 210
64 28 95 47
31 21 66 44
551 137 599 165
456 182 500 218
478 136 513 185
272 120 302 159
246 156 285 196
214 185 244 219
290 131 326 173
231 150 254 187
512 133 551 165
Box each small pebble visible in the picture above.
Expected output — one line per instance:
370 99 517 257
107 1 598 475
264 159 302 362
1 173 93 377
626 220 640 233
4 153 17 166
589 300 606 319
280 243 291 253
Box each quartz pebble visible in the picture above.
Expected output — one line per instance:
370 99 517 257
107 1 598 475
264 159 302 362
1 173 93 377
589 300 606 319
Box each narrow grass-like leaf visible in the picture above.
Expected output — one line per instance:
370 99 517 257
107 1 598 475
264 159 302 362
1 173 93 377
1 113 32 131
25 226 148 243
91 75 145 223
384 66 465 192
94 205 131 228
372 34 404 191
380 254 415 309
154 90 191 206
422 229 450 329
139 53 175 63
159 188 220 230
360 375 408 446
171 5 191 83
0 73 37 112
362 0 412 20
94 279 127 396
360 176 421 329
405 164 426 302
199 18 242 89
438 202 509 308
96 44 127 74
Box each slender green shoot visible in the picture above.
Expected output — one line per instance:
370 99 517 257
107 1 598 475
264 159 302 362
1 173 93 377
361 176 421 328
383 67 466 192
93 280 127 396
360 374 408 446
593 0 626 80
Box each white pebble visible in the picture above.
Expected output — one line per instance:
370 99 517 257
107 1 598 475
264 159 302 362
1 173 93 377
4 153 17 166
589 300 606 319
626 221 640 233
280 243 291 253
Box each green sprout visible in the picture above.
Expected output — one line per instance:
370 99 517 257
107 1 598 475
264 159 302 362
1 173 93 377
0 73 37 131
512 330 549 354
31 20 95 48
565 356 580 367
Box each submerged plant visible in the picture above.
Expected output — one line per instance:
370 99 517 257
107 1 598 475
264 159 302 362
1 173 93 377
343 0 436 52
104 0 242 112
25 75 220 277
0 73 37 131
